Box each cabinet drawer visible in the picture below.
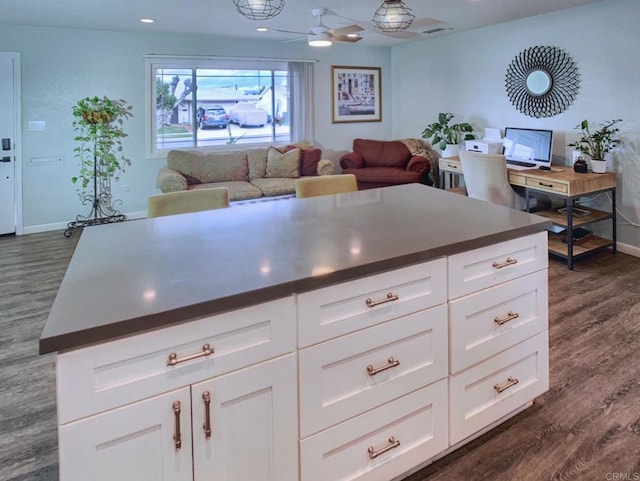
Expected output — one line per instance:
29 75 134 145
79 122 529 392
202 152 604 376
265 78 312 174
298 259 447 348
448 232 547 299
449 270 548 373
300 379 448 481
525 176 568 194
449 331 549 445
57 297 296 424
299 305 448 437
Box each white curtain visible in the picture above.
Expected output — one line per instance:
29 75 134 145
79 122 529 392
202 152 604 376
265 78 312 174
288 61 314 144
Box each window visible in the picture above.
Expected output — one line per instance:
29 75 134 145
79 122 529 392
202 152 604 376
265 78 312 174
146 56 314 156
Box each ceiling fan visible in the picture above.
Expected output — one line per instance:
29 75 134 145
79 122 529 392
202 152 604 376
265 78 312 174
266 7 365 46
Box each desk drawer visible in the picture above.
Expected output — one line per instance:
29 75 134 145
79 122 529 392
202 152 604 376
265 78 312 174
57 297 296 424
449 270 548 373
299 305 448 437
300 379 448 481
448 232 547 299
525 176 568 194
298 259 447 347
449 331 549 445
439 158 462 173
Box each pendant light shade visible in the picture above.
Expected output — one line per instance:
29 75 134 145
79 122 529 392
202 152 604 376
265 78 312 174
233 0 285 21
372 0 415 32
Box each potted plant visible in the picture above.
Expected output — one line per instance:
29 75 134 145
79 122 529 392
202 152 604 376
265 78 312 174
421 112 475 158
567 119 622 173
66 96 133 236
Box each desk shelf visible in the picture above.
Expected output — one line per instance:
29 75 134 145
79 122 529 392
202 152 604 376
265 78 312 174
534 206 612 228
548 234 613 258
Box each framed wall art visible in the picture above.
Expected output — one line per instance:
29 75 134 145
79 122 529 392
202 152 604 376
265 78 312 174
331 66 381 123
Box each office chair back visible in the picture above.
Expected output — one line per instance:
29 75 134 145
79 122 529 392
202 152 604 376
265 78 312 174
295 174 358 199
458 150 528 210
147 187 230 218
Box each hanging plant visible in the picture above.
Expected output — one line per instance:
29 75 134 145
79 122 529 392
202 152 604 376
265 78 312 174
71 96 133 197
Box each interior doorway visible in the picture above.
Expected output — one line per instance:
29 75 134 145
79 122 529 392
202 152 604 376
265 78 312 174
0 52 22 235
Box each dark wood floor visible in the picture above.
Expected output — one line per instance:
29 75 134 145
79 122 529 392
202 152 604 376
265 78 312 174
1 231 639 481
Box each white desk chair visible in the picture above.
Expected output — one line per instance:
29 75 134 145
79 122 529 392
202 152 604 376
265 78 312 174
458 150 534 211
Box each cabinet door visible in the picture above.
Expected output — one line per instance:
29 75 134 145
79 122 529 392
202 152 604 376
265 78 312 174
58 387 192 481
191 354 298 481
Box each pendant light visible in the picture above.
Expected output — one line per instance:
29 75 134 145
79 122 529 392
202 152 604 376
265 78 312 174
372 0 415 32
233 0 285 21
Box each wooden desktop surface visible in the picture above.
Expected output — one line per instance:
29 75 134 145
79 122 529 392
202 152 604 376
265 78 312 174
439 157 617 197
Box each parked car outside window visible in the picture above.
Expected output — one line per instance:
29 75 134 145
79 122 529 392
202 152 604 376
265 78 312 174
197 105 229 129
227 102 268 128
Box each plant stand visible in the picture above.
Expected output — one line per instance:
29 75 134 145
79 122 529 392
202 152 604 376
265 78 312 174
64 155 125 237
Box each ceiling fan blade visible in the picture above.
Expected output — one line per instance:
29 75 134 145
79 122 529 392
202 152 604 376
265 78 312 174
269 27 308 36
329 24 364 36
281 36 309 44
332 34 363 43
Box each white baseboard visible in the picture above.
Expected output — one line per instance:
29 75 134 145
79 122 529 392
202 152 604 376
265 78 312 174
21 211 148 235
616 241 640 258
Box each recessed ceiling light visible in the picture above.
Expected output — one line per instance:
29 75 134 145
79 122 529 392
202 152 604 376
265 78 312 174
256 27 269 32
140 18 155 24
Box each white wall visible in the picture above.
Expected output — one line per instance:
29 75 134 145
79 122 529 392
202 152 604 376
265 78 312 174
391 0 640 250
0 25 391 230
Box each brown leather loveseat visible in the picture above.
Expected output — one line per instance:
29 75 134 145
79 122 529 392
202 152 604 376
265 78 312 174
340 138 440 190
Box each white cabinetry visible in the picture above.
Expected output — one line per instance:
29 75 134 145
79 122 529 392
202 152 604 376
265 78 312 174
55 233 550 481
56 298 298 481
298 258 450 481
447 231 549 446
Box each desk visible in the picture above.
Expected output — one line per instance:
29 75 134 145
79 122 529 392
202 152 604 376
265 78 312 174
439 157 617 269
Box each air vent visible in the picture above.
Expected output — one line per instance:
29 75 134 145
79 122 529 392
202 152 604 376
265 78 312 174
422 27 452 34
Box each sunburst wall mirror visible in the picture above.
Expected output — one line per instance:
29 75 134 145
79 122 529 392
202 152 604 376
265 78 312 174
505 45 580 118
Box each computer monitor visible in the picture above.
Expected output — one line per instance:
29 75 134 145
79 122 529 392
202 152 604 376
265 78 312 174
503 127 553 168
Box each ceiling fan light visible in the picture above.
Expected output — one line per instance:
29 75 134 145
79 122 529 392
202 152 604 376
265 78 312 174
308 31 332 47
233 0 285 21
372 0 415 32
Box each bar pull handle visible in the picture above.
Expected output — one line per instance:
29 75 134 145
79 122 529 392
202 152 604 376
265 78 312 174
366 292 399 308
494 376 519 394
368 436 401 459
538 182 554 188
167 343 214 366
172 401 182 450
202 391 212 439
494 311 519 326
492 257 518 269
367 357 400 376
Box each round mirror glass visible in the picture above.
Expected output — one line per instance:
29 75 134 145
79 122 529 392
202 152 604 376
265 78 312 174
526 70 552 96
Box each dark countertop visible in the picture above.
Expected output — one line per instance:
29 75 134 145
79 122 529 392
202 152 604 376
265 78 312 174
40 184 551 354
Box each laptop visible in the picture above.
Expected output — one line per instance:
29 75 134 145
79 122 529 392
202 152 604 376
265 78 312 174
503 127 553 171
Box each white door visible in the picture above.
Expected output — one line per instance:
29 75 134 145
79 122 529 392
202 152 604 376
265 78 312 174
191 354 299 481
58 387 193 481
0 52 20 235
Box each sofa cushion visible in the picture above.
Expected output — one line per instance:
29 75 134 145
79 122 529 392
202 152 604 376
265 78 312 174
189 181 262 201
342 166 422 185
168 150 248 183
266 146 301 178
353 139 411 168
300 148 322 176
250 177 300 197
247 148 269 180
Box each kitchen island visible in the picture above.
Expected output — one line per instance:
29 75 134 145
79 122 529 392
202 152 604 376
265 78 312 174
41 183 552 481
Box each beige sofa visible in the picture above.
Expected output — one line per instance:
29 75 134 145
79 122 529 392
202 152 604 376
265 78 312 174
156 144 334 201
